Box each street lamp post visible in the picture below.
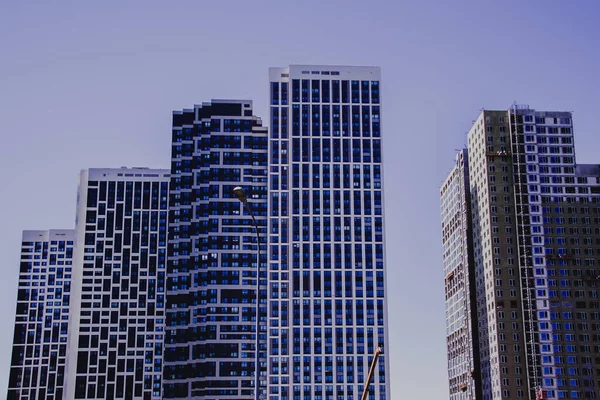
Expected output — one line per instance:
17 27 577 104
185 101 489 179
233 186 261 400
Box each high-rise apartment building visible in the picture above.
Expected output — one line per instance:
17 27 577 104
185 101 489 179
268 65 389 400
441 150 481 400
163 101 269 399
442 105 600 400
65 168 170 399
8 229 75 400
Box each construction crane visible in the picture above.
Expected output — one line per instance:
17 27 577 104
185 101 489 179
360 346 383 400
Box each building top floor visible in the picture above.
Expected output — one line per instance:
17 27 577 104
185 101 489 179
270 64 381 81
85 167 170 182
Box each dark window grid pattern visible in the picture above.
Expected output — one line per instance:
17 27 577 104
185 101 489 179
268 297 384 332
268 192 290 221
75 179 168 399
165 105 269 399
290 79 380 106
266 299 386 382
287 190 384 242
9 239 74 400
290 164 383 191
270 106 289 140
166 170 267 393
270 138 291 166
270 78 387 400
287 186 382 216
288 104 380 139
539 205 600 397
290 139 380 174
285 147 382 188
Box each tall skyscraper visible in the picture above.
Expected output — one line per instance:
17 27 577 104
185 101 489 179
268 65 389 400
8 229 75 400
163 101 269 399
442 105 600 400
441 150 481 400
65 167 170 399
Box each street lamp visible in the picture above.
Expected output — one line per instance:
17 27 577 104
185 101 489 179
233 186 261 400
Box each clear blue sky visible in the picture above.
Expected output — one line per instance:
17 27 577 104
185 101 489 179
1 1 599 398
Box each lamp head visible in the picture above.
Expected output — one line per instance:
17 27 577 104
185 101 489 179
233 186 247 203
